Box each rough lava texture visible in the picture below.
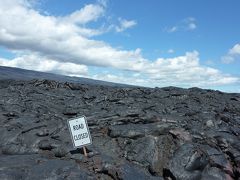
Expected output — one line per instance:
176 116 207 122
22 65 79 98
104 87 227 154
0 79 240 180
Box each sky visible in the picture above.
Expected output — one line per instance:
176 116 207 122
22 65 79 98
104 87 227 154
0 0 240 92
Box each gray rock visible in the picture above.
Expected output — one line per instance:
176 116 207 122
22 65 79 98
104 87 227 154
0 79 239 179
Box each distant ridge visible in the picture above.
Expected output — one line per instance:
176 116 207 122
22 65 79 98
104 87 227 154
0 66 131 87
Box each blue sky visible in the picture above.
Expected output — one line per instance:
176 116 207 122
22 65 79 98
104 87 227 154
0 0 239 92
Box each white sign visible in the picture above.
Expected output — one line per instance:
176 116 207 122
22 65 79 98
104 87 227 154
68 116 92 148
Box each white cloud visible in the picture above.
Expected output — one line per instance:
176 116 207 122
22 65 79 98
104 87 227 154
168 49 174 53
0 54 88 75
62 3 105 25
188 23 196 30
142 51 239 87
115 18 137 32
184 17 197 30
229 44 240 55
0 0 141 70
0 1 239 89
86 51 239 88
205 60 214 66
91 73 148 87
221 43 240 64
221 56 234 64
168 26 177 33
167 17 197 33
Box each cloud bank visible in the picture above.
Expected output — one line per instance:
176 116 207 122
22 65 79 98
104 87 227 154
0 0 239 89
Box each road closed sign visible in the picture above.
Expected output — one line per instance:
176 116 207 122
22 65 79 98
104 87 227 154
68 116 92 148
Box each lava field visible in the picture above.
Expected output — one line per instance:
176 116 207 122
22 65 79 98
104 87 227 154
0 79 240 180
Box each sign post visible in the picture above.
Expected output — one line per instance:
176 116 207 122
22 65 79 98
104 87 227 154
83 146 87 157
67 116 92 157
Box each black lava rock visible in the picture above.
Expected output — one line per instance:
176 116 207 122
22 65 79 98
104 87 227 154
0 79 239 179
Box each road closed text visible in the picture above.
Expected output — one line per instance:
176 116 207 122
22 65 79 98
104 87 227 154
74 132 89 141
72 123 89 141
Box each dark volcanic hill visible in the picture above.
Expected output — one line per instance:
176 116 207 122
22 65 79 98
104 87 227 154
0 79 240 180
0 66 131 87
